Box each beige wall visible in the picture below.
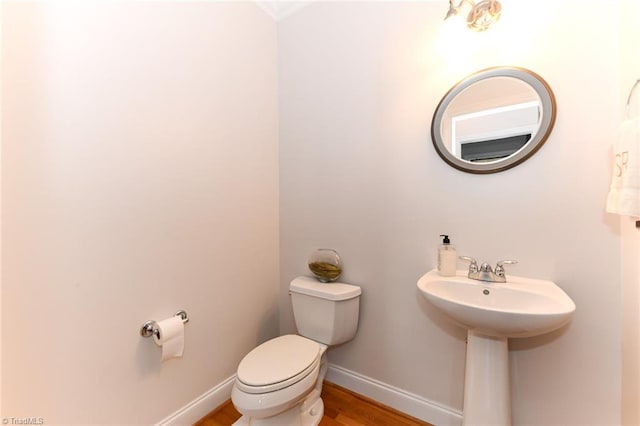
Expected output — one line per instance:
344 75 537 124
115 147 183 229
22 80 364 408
0 1 3 419
1 2 279 423
278 1 623 424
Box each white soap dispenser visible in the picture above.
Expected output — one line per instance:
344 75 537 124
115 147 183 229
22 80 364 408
438 234 457 277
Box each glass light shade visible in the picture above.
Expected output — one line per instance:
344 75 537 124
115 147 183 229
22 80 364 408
467 1 501 31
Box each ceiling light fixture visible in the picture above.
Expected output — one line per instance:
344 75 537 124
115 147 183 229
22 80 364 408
444 0 502 32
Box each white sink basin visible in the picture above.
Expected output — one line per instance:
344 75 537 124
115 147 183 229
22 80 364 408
417 269 576 338
417 269 576 425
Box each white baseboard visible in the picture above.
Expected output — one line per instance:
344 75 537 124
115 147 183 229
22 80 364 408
326 364 463 426
156 375 236 426
156 366 462 426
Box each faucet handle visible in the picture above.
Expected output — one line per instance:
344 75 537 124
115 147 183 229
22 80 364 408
459 256 478 272
495 260 518 277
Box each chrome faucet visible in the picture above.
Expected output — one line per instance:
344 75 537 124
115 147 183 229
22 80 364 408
459 256 517 283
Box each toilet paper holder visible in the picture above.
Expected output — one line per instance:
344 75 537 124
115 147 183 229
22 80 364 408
140 310 189 338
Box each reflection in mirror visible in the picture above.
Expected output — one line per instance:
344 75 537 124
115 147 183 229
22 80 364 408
432 67 556 174
443 77 540 162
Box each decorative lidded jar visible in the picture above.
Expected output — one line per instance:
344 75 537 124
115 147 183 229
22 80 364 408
308 249 343 283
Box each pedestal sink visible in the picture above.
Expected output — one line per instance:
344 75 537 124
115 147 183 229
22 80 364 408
417 269 575 426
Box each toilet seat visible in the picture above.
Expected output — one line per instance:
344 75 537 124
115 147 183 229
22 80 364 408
236 334 320 394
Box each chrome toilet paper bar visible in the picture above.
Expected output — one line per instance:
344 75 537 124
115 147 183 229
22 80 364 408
140 310 189 338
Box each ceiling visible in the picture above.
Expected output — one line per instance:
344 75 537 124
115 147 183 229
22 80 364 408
254 1 315 21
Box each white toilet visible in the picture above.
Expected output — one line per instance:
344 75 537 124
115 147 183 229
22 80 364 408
231 276 361 426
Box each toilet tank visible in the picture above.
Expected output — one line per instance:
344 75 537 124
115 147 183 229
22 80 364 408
289 276 361 346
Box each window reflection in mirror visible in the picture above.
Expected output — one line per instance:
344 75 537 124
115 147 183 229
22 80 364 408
431 67 556 174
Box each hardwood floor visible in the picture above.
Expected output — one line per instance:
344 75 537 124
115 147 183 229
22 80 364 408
194 381 433 426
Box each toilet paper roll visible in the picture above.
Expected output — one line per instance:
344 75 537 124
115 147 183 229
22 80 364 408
153 315 184 362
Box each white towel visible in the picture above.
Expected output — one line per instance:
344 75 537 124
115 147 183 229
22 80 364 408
606 118 640 217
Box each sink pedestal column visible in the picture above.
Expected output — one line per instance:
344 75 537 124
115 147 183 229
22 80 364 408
463 331 511 426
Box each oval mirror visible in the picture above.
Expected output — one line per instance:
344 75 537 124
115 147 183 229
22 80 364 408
431 67 556 174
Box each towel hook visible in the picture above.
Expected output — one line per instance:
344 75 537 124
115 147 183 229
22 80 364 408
625 78 640 119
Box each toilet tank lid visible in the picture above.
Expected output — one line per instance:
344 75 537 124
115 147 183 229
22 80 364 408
290 276 361 301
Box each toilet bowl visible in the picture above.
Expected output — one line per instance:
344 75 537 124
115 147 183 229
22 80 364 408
231 276 361 426
231 335 327 425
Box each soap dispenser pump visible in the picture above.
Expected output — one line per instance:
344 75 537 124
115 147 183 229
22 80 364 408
438 234 457 277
